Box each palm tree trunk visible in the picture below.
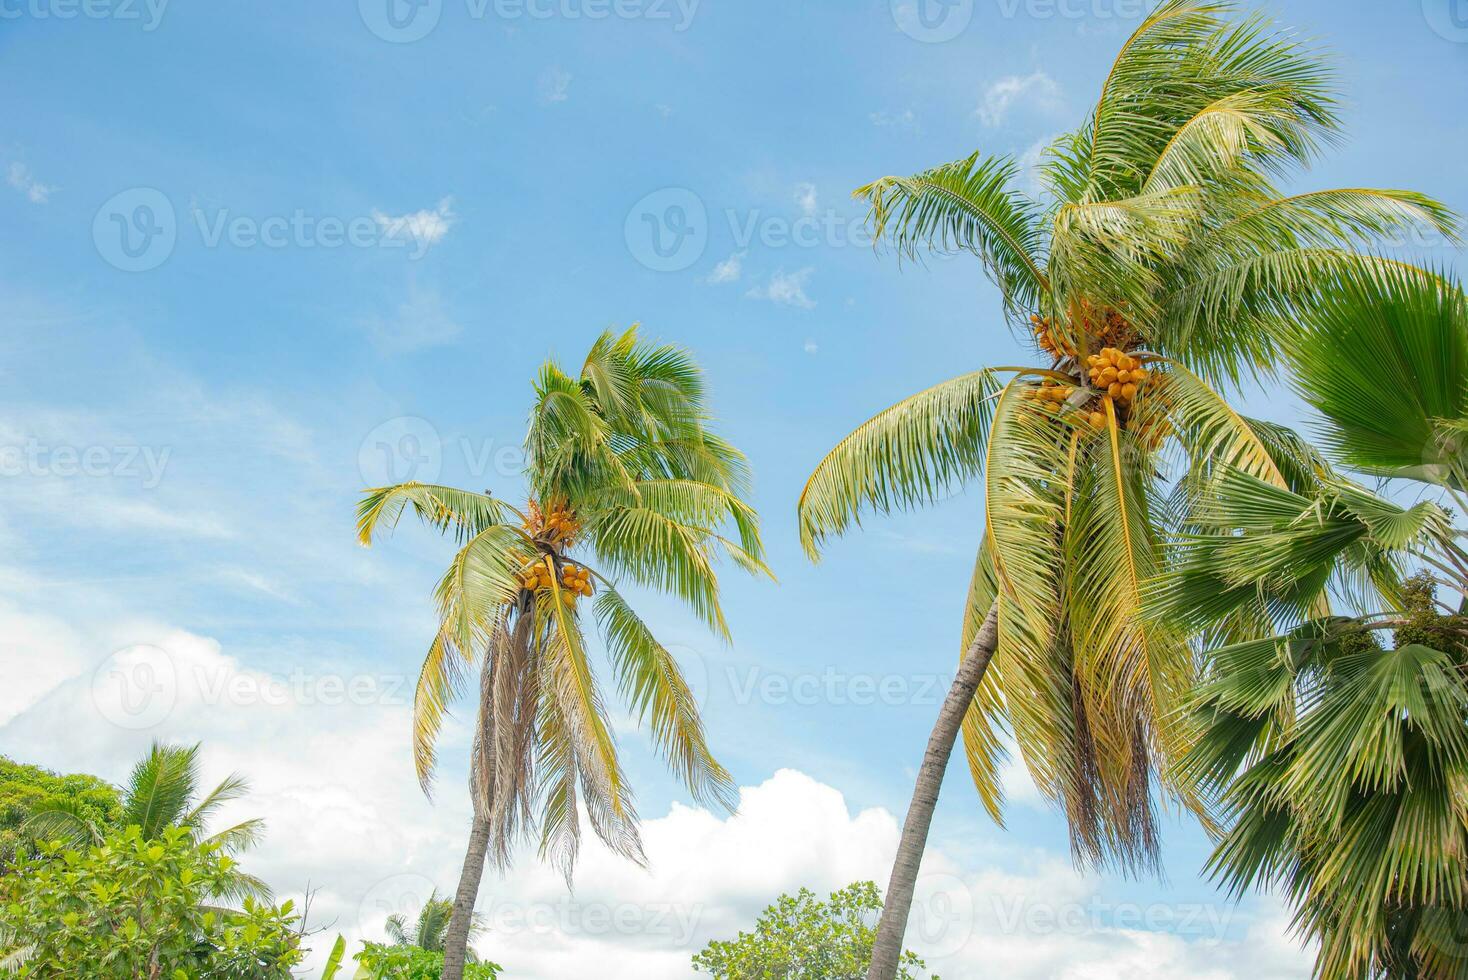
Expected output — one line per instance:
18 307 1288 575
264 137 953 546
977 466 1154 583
441 812 490 980
444 637 501 980
866 599 1000 980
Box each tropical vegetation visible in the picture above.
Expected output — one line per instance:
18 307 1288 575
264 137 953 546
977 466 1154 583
1152 264 1468 978
0 756 119 873
358 325 771 977
692 881 930 980
796 1 1455 974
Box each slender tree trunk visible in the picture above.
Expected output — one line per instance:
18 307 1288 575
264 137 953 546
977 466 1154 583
866 599 1000 980
444 635 502 980
441 811 491 980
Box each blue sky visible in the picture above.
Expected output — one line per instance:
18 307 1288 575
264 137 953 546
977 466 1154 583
2 1 1465 976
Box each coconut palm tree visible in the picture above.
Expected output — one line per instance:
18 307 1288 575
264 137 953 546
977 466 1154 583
384 891 483 957
796 3 1457 975
358 326 770 979
24 741 268 901
1153 264 1468 978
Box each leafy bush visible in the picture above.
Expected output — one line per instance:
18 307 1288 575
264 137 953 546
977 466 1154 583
0 756 119 871
0 825 301 978
692 881 932 979
354 942 501 979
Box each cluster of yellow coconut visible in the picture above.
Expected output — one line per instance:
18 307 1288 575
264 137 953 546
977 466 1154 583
1085 348 1150 407
560 563 594 598
525 499 581 548
518 561 595 599
1029 304 1135 362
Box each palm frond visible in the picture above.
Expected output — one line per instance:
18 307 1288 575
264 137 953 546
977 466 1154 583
595 585 736 811
856 153 1049 313
798 369 999 559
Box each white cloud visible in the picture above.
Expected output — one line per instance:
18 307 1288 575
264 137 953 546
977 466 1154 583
0 625 1315 980
977 71 1062 127
803 338 819 354
704 251 745 285
7 162 54 203
1017 133 1059 198
870 109 920 133
360 285 463 353
371 197 455 255
538 66 573 105
746 268 816 309
794 182 818 217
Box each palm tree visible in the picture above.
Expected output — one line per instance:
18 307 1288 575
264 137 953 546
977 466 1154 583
25 741 268 901
384 891 483 957
795 3 1457 975
359 326 771 979
1153 264 1468 978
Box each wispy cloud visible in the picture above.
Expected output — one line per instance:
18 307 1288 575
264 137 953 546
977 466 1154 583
704 251 745 285
869 108 920 134
746 268 815 309
976 71 1061 127
360 285 462 353
537 66 572 105
371 197 455 256
794 182 818 217
7 162 54 204
803 338 819 354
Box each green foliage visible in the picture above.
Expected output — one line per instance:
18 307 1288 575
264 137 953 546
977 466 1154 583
0 757 119 872
691 882 932 979
353 943 501 979
0 825 301 978
1285 263 1468 488
799 0 1458 876
358 326 770 883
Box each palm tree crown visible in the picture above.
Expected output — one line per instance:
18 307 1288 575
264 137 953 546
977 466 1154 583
359 325 770 880
799 0 1456 871
1154 265 1468 978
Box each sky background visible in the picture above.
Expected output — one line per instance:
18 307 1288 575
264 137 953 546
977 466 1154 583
2 0 1466 976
